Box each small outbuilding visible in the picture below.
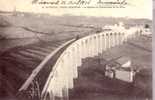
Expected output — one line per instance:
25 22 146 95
105 56 136 83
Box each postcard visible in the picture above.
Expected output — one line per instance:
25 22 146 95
0 0 152 100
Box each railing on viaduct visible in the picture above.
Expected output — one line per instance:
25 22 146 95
18 26 142 100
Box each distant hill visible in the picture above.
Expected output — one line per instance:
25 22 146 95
0 11 152 39
0 10 11 14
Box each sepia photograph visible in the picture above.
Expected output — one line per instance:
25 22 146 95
0 0 153 100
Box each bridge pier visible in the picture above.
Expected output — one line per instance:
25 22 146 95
93 36 96 56
62 87 69 100
88 38 91 57
67 53 74 89
104 34 106 50
71 47 78 79
114 33 117 47
100 34 104 53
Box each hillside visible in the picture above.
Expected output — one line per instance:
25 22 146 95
0 12 152 52
0 12 152 39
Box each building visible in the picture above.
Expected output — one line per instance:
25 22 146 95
105 56 136 83
102 22 126 32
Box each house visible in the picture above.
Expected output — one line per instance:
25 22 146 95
105 56 136 83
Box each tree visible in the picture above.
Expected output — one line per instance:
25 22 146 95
144 24 149 29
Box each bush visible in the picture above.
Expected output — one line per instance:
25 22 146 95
144 24 149 29
0 16 11 27
0 35 6 40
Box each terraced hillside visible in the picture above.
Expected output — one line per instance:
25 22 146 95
0 38 74 98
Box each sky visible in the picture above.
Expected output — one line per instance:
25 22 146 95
0 0 153 19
